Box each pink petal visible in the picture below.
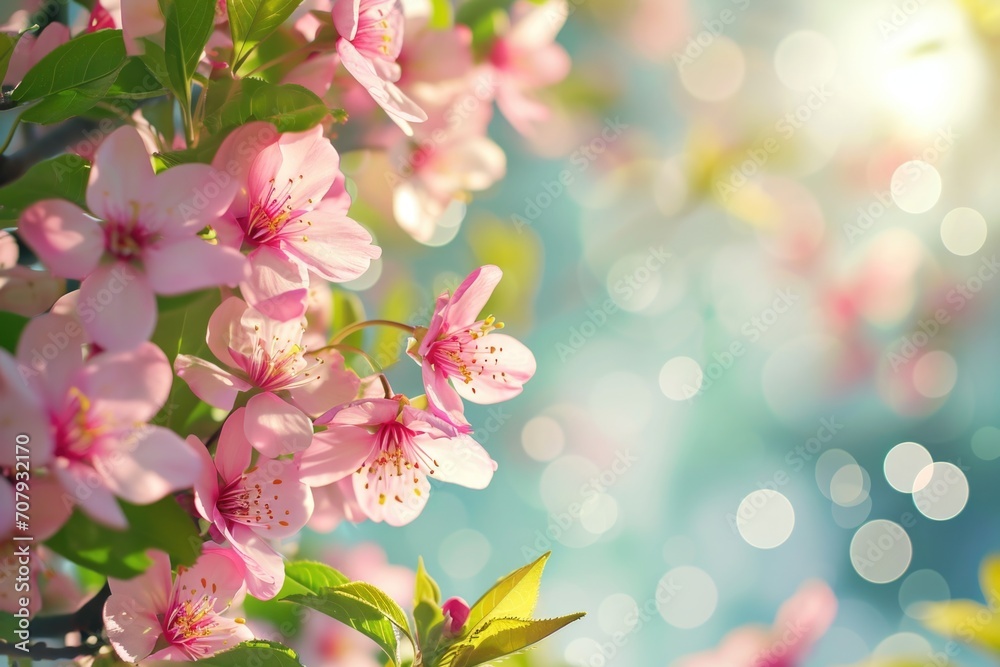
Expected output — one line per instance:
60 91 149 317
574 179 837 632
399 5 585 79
120 0 165 56
241 245 309 321
241 458 314 538
78 263 156 351
190 435 221 522
0 230 17 266
452 333 536 404
32 474 73 540
144 236 248 295
337 39 427 129
174 546 249 612
210 121 280 218
353 466 429 526
174 355 250 411
280 209 381 283
299 426 374 487
80 342 172 424
442 265 502 334
225 524 284 600
417 434 496 489
421 291 451 353
332 0 361 40
287 347 361 417
0 350 52 468
108 549 173 615
319 397 400 426
15 311 87 407
52 459 127 529
206 296 248 367
18 200 104 279
86 126 156 222
244 392 313 457
215 408 254 483
94 426 202 504
307 478 363 532
773 580 837 660
421 363 466 429
258 126 341 212
148 163 238 234
104 553 172 663
0 265 65 317
283 53 338 97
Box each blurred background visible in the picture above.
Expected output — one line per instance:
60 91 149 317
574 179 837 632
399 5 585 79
319 0 1000 665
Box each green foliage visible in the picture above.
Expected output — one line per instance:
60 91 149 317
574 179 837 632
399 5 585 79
0 32 17 84
12 30 127 103
204 78 331 133
228 0 303 73
0 311 28 353
413 557 446 660
150 640 304 666
0 154 90 225
159 0 216 101
45 497 201 579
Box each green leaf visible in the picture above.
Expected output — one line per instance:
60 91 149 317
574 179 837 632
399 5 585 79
285 581 415 665
455 0 516 28
413 557 446 658
415 556 441 605
106 57 168 99
159 0 216 102
150 640 304 666
441 614 586 667
0 154 90 225
429 0 454 29
464 552 549 635
277 560 350 598
0 311 28 353
204 78 329 133
228 0 302 73
0 33 17 84
13 30 127 102
332 288 366 351
45 497 201 579
19 70 119 124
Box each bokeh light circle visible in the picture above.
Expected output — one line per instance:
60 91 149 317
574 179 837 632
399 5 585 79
941 207 987 256
656 567 718 628
884 441 934 493
850 520 912 583
899 569 951 619
521 416 566 462
774 30 838 91
890 161 941 214
912 462 969 521
736 490 795 549
972 426 1000 461
659 356 703 400
912 350 958 399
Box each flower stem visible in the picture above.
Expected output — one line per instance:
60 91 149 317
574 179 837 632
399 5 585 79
330 319 415 345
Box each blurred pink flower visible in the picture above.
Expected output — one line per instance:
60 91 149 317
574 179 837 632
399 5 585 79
332 0 427 133
211 123 381 321
0 312 202 529
0 230 64 317
103 548 253 662
487 0 570 136
18 126 247 351
91 0 163 55
175 296 359 455
676 581 837 667
3 22 69 87
0 545 83 616
192 409 314 599
300 395 496 526
408 265 536 424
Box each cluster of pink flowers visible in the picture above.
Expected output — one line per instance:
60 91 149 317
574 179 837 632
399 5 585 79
0 0 562 661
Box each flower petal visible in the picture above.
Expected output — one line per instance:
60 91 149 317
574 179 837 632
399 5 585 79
87 126 156 221
225 524 284 601
442 265 502 335
52 459 127 529
18 200 103 279
174 355 249 411
149 163 238 234
0 350 53 468
353 466 429 527
298 426 373 487
279 209 381 283
241 245 309 321
15 311 87 407
94 425 203 504
174 546 248 613
190 434 221 523
337 39 427 129
332 0 361 40
451 333 536 404
78 263 156 351
80 342 172 424
206 296 248 367
287 347 361 417
104 553 171 662
216 408 254 483
210 121 281 218
417 434 496 490
244 392 313 457
240 458 314 538
144 237 248 295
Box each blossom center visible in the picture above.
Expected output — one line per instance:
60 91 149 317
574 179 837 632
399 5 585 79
104 214 153 261
359 420 438 506
354 0 402 61
428 316 506 394
54 387 104 459
217 473 275 526
242 176 305 246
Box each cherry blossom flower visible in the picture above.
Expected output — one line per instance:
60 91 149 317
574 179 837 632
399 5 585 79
0 230 64 317
103 547 253 662
0 311 202 529
192 408 314 599
18 126 247 351
675 581 837 667
0 545 83 616
210 123 381 321
332 0 427 133
487 0 570 136
175 296 359 456
3 22 70 87
407 265 536 424
300 395 496 526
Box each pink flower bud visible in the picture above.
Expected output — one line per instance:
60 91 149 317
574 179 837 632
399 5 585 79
442 596 471 636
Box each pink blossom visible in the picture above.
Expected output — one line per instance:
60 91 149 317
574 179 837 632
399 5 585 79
332 0 427 133
300 395 496 526
306 477 365 533
18 126 247 351
210 123 381 321
676 581 837 667
3 22 70 87
175 296 360 456
103 547 254 662
442 596 470 636
0 230 64 317
0 545 82 616
0 312 203 529
192 409 314 599
407 265 536 423
91 0 163 55
487 0 570 136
